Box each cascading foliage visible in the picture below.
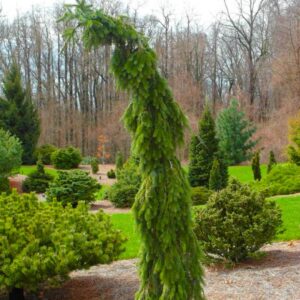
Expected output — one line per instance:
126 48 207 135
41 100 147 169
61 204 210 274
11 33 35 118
60 1 205 299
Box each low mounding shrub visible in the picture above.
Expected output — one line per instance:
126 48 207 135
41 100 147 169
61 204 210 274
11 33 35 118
91 157 99 174
51 146 82 169
35 144 57 165
253 163 300 197
22 161 54 193
194 179 282 263
108 184 138 208
46 170 100 207
108 158 141 208
0 191 125 300
191 186 212 205
107 169 116 179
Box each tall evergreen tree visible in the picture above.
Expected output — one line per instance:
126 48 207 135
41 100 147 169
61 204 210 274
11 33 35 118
216 99 257 165
188 105 227 188
267 150 277 173
0 63 40 164
209 158 223 191
251 151 261 181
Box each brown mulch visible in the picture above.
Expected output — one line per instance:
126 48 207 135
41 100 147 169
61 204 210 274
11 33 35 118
35 241 300 300
79 164 116 186
91 200 131 214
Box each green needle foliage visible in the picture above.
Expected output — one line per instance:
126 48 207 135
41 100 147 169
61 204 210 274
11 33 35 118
60 1 204 299
0 191 125 300
251 151 261 181
209 158 223 191
216 99 257 165
188 105 219 187
267 150 277 173
0 63 40 164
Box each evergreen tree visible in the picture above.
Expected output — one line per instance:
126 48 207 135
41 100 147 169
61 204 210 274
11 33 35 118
61 3 205 299
115 151 124 171
267 150 277 173
216 99 257 165
0 63 40 164
252 151 261 181
188 105 219 187
209 158 223 191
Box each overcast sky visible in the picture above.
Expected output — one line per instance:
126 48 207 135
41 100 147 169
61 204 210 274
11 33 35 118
0 0 233 25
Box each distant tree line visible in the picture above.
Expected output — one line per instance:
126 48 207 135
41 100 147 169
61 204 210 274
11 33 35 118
0 0 299 160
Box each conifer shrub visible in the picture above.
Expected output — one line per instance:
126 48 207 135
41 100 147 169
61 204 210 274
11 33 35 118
209 158 224 191
22 160 54 193
51 146 82 169
108 159 141 208
191 186 212 205
115 151 124 172
46 170 100 207
0 191 125 300
91 157 99 174
107 169 116 179
109 184 138 208
267 150 277 173
287 111 300 165
35 144 57 165
194 179 282 262
253 163 300 196
251 151 261 181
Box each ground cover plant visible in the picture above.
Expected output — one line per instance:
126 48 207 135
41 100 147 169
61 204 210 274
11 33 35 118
61 2 205 298
46 170 100 207
0 191 125 300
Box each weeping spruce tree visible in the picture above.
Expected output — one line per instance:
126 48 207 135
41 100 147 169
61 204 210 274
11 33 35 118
60 1 204 299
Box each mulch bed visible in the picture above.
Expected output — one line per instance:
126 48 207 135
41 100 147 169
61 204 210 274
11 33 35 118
17 240 299 300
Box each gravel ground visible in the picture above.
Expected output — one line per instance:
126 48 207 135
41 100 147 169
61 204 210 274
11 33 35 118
36 241 300 300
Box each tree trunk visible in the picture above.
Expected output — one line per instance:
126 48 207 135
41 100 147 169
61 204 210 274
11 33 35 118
9 288 25 300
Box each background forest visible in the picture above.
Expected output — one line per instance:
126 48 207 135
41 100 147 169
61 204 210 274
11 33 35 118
0 0 299 162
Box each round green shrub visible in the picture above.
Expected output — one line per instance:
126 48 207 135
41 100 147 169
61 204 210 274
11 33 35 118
91 157 99 174
22 161 53 193
194 179 283 262
191 186 212 205
107 169 116 179
51 146 82 169
46 170 100 207
0 191 125 299
108 184 138 208
35 144 57 165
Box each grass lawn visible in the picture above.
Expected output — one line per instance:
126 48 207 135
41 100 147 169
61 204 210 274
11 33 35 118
111 195 300 259
111 213 140 259
18 165 58 177
228 164 267 183
95 184 110 200
273 195 300 241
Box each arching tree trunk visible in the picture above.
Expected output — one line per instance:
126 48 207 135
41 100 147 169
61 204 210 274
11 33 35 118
9 288 25 300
